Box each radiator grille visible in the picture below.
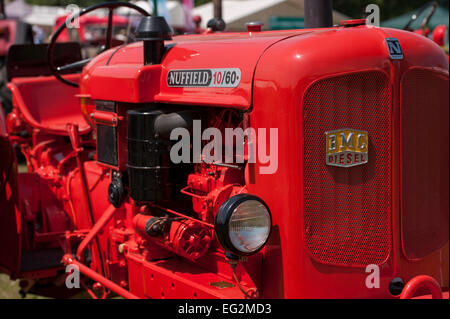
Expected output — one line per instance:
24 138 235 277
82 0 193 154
401 68 449 259
303 71 392 266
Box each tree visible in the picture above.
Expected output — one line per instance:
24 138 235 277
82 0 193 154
333 0 449 20
23 0 211 7
25 0 108 6
22 0 450 21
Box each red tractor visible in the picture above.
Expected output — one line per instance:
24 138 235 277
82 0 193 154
0 0 33 114
0 1 448 299
53 13 131 48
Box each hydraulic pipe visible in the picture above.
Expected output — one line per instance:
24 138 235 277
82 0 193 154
76 204 117 260
63 255 139 299
67 123 106 276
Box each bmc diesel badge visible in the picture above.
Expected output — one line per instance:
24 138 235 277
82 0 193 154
325 129 369 168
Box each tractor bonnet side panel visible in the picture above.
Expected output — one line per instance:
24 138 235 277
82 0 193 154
80 31 315 108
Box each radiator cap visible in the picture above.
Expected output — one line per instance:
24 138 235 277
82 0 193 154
340 19 367 27
246 21 264 32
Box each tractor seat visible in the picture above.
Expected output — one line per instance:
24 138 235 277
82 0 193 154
7 75 91 136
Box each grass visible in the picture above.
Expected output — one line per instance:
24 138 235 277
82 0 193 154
18 162 28 173
443 45 449 54
0 274 47 299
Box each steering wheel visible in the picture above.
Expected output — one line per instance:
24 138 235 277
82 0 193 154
47 1 150 88
403 1 438 32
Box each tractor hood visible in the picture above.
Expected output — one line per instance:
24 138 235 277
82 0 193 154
80 30 316 109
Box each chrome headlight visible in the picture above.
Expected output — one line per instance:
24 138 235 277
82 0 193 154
215 194 272 256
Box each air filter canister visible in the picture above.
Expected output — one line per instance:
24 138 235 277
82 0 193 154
127 108 172 202
127 107 194 202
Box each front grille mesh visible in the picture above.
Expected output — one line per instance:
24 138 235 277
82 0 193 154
303 71 391 266
401 68 449 259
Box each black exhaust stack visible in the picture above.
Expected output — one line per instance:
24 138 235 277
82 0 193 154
136 16 172 65
304 0 333 28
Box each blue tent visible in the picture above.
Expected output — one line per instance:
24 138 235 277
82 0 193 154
382 5 449 30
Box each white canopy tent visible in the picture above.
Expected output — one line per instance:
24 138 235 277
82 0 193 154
5 0 32 19
10 0 185 28
116 1 186 28
22 5 66 26
193 0 349 31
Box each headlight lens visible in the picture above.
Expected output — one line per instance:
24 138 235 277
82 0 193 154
215 194 272 256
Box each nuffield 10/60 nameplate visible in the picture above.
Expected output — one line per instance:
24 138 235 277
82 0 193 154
167 68 241 88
